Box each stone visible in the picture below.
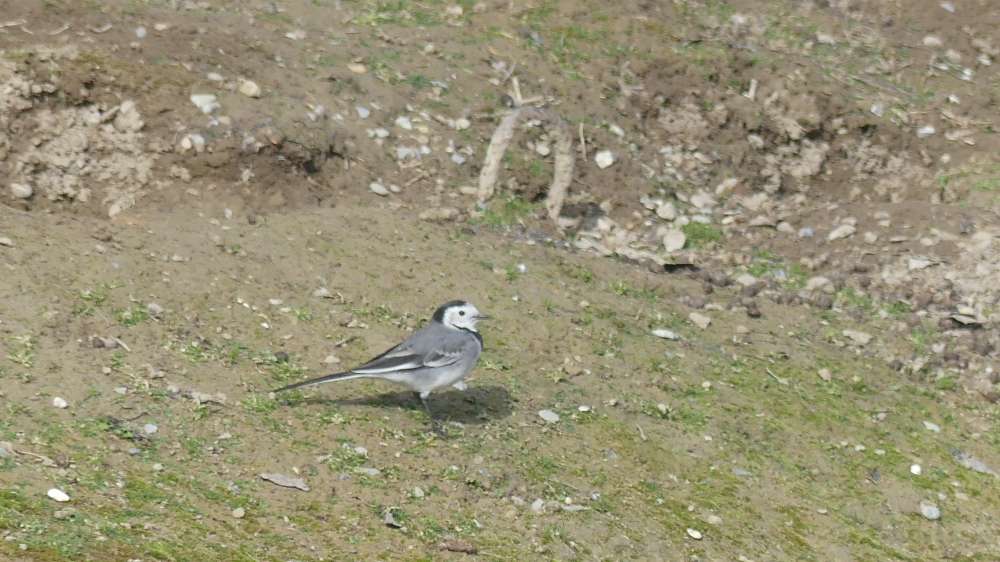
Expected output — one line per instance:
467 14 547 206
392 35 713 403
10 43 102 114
689 312 711 329
663 229 686 253
239 80 262 98
10 183 33 199
656 202 677 220
594 150 615 169
827 224 856 241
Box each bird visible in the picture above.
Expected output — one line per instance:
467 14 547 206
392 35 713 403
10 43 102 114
272 300 488 436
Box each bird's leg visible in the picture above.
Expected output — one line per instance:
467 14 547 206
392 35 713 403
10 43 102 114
416 392 445 438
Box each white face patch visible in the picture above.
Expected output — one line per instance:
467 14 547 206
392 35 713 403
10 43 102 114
441 303 482 331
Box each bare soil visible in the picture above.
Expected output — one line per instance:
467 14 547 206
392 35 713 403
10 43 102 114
3 0 1000 560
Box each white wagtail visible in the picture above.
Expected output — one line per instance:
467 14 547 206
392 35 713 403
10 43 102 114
273 300 488 435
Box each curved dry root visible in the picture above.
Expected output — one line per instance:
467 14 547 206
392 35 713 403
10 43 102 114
476 106 575 221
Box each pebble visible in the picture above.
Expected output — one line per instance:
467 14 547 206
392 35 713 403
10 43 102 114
923 36 943 48
594 150 616 169
53 397 68 409
924 420 941 433
190 94 220 114
806 277 832 292
940 1 955 12
686 528 703 540
154 23 169 31
578 405 591 412
842 330 873 346
911 463 922 475
0 237 12 247
535 143 550 156
538 410 560 423
450 153 467 165
113 387 127 395
688 312 711 329
656 403 668 414
798 227 814 238
127 447 141 455
827 224 856 241
663 229 686 252
143 423 158 435
47 488 70 502
232 507 245 518
358 467 381 477
455 118 471 130
369 182 390 196
707 515 723 525
146 303 164 315
347 63 367 73
776 221 794 233
651 328 680 340
153 463 164 472
135 27 147 38
916 125 936 138
355 106 371 119
863 231 878 244
655 202 677 220
920 501 941 520
531 498 546 513
395 116 413 130
239 80 262 98
10 183 32 199
818 368 832 381
413 486 425 498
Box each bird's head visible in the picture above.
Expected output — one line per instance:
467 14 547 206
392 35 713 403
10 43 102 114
433 300 489 331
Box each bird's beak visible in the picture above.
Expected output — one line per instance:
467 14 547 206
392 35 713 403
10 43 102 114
476 313 491 320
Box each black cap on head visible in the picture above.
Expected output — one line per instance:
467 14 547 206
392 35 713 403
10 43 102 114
432 300 470 323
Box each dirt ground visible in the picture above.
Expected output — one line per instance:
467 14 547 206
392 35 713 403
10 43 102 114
3 0 1000 560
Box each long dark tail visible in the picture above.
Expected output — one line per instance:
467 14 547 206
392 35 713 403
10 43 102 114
271 371 370 393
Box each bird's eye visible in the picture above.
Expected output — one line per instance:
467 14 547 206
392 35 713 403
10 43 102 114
459 310 466 316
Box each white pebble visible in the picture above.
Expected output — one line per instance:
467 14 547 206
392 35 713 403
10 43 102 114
578 405 590 412
395 116 413 130
10 183 32 199
232 507 246 518
686 528 703 540
53 397 68 409
454 118 471 130
135 27 147 38
535 143 551 156
154 23 169 31
651 328 680 340
594 150 616 169
911 463 922 475
143 423 158 435
47 488 70 502
798 227 814 238
450 153 467 165
355 106 371 119
239 80 262 98
923 420 941 433
920 501 941 520
190 94 220 114
916 125 936 138
413 486 425 498
707 515 723 525
538 409 560 423
369 182 390 196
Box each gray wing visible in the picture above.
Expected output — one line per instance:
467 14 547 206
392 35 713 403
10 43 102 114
350 326 468 375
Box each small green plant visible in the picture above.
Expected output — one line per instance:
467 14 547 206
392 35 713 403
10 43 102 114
71 289 108 316
6 335 35 368
109 350 125 372
471 197 534 228
681 222 722 248
114 304 149 327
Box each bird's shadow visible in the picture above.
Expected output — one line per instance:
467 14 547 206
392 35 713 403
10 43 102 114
292 384 514 425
